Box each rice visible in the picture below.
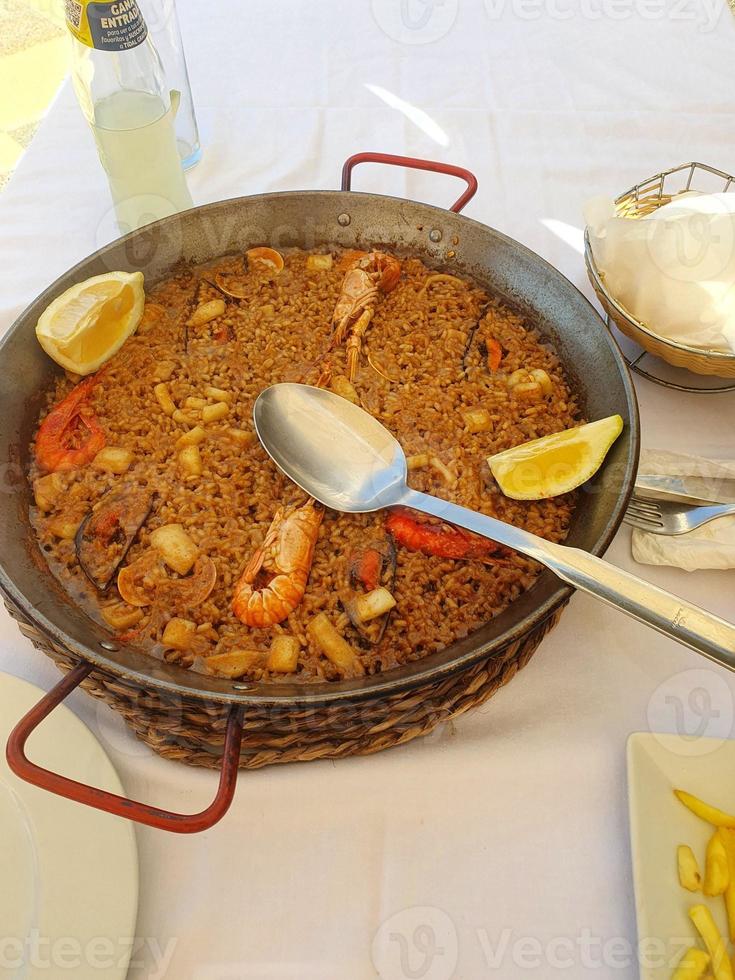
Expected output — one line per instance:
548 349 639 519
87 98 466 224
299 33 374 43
29 249 581 683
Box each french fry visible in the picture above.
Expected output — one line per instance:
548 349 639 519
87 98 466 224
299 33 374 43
705 833 730 897
678 845 702 892
717 828 735 942
675 791 735 828
689 904 733 980
671 947 710 980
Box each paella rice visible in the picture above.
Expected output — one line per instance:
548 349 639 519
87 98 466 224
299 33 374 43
29 247 582 683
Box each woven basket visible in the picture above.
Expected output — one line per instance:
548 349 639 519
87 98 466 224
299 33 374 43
5 592 565 770
585 162 735 379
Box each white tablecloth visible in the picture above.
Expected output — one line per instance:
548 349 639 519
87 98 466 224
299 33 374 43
2 2 735 977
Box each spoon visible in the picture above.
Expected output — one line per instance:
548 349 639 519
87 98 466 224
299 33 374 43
253 383 735 670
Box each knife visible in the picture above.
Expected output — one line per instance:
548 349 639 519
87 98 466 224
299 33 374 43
635 473 735 506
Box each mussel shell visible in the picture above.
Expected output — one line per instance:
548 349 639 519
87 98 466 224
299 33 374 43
75 486 154 591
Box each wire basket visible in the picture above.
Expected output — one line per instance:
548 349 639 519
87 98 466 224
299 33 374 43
585 162 735 380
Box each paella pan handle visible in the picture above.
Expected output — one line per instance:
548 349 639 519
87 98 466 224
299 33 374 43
6 661 245 833
340 152 478 213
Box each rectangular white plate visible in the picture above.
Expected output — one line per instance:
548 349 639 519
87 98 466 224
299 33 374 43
627 732 735 979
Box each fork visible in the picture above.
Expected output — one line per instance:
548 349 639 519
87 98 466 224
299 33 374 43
624 494 735 535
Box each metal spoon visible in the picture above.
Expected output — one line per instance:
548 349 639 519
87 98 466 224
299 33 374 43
253 383 735 669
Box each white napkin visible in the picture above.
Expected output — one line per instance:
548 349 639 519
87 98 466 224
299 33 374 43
631 449 735 571
585 192 735 354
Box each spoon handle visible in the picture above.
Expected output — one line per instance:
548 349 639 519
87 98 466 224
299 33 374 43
399 489 735 670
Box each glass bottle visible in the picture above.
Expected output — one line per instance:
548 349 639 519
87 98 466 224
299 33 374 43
138 0 201 169
65 0 193 233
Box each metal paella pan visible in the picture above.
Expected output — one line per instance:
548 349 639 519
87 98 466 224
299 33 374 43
0 154 639 832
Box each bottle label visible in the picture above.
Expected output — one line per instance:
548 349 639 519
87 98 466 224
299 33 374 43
64 0 148 51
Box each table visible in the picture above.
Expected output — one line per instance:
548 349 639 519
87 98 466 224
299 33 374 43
2 2 735 976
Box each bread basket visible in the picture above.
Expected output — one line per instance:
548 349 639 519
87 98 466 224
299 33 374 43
584 162 735 379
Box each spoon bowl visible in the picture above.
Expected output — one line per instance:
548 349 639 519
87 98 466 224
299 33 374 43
253 383 408 512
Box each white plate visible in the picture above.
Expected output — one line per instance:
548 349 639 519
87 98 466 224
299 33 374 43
0 672 138 980
627 732 735 980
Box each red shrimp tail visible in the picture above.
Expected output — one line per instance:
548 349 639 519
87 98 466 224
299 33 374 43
385 510 511 564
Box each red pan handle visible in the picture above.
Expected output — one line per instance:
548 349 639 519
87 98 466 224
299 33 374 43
6 661 244 833
341 152 478 213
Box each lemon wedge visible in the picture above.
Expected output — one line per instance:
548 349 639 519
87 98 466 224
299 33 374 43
36 271 145 375
487 415 624 500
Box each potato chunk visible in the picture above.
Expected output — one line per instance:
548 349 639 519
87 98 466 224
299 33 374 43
150 524 198 575
352 587 396 624
267 635 300 673
93 447 134 474
206 650 264 678
462 408 492 434
202 402 229 424
306 254 333 271
154 382 176 416
178 445 203 477
101 602 144 631
172 409 194 426
406 453 429 471
204 386 233 403
162 617 197 650
33 472 64 512
307 612 364 678
185 396 207 410
225 428 256 446
176 425 206 449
